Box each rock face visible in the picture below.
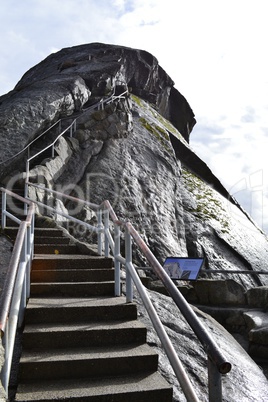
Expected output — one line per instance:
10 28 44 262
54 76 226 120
1 43 268 400
135 289 268 402
0 43 195 176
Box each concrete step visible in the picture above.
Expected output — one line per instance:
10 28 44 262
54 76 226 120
3 227 65 240
22 320 147 349
32 255 113 270
15 371 173 401
31 268 114 283
33 227 66 237
30 281 115 297
34 236 70 245
19 343 158 381
34 244 80 254
25 296 137 324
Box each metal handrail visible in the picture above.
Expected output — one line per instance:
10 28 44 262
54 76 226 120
124 220 231 373
0 188 35 393
0 86 120 168
0 86 127 172
23 88 128 215
25 181 231 401
25 88 128 184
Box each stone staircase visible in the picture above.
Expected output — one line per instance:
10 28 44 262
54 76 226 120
8 224 173 401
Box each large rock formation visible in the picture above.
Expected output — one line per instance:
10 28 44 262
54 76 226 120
0 43 194 172
1 43 268 400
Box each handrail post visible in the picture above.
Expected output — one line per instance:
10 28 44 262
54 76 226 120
30 212 35 262
2 191 7 228
114 224 121 296
24 176 29 215
104 209 109 258
18 236 27 328
97 209 103 256
26 220 34 299
24 181 28 201
208 357 222 402
125 228 133 302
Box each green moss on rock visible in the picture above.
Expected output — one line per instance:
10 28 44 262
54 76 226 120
182 168 230 233
139 117 171 152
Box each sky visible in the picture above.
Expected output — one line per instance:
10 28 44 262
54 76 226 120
1 0 268 233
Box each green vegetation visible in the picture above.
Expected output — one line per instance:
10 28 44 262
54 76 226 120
131 93 187 145
154 112 187 144
139 117 172 152
130 94 144 108
182 168 230 233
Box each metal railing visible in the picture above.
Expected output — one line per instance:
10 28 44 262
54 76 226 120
0 85 127 170
0 188 35 393
24 181 231 401
24 88 128 189
23 88 129 216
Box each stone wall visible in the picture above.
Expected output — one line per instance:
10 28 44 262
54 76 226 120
150 278 268 366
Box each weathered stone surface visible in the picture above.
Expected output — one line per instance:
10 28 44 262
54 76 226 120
0 76 91 178
192 279 247 305
181 169 268 289
0 43 194 162
243 311 268 359
135 289 268 402
246 286 268 308
0 236 13 293
150 279 247 306
72 95 188 262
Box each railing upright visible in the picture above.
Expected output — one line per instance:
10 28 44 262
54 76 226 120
97 209 103 256
104 209 110 258
1 192 7 228
208 356 223 402
125 228 133 303
114 224 121 296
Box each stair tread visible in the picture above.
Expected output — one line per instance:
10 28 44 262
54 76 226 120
24 319 146 333
32 268 113 272
34 236 68 239
32 255 113 270
20 343 156 362
15 372 172 401
24 296 137 324
34 237 70 244
33 254 112 260
33 267 114 273
31 280 114 285
26 296 130 309
31 269 114 282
